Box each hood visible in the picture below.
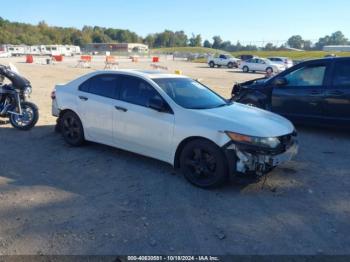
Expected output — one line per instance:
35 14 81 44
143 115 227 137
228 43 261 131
193 103 295 137
233 78 267 94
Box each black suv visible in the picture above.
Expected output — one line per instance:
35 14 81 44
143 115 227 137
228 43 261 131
232 57 350 127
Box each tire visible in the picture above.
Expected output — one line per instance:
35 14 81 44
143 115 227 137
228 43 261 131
9 102 39 131
209 61 215 68
180 139 228 188
60 111 85 146
227 62 234 68
266 67 273 74
242 66 249 73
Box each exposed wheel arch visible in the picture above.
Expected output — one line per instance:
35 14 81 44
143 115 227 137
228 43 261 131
174 136 220 168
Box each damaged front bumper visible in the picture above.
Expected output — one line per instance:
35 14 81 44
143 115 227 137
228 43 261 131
223 135 298 176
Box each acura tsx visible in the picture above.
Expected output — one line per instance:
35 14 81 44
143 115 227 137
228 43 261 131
52 70 298 188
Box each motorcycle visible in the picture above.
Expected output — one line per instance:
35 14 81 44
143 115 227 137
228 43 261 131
0 64 39 130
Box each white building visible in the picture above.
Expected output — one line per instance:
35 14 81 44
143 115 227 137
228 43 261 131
323 45 350 52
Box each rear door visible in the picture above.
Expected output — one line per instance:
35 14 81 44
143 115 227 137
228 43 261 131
77 74 119 145
323 59 350 124
271 62 329 122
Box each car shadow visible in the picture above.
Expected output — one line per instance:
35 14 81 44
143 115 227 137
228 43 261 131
1 124 350 254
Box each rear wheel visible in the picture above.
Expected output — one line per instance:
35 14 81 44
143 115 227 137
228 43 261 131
180 139 228 188
209 61 215 68
60 111 85 146
243 66 249 73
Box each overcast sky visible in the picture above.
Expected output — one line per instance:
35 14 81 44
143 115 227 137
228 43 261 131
1 0 349 45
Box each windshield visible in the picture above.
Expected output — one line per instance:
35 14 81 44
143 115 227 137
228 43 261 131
153 78 228 109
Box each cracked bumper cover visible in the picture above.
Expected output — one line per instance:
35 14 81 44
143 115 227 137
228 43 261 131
223 136 298 175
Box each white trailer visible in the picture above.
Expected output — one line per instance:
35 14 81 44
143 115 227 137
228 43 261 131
0 44 82 56
29 45 41 55
64 45 81 56
6 45 27 56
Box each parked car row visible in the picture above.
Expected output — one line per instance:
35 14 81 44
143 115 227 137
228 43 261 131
8 55 346 189
208 54 294 74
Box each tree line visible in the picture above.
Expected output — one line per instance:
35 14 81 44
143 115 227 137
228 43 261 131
0 17 348 51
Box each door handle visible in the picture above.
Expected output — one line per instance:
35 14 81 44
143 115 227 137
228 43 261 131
79 96 88 101
114 106 128 112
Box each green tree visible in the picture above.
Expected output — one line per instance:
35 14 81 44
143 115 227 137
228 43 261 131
287 35 304 49
264 42 276 50
315 31 348 50
189 34 202 47
203 40 212 48
212 36 223 49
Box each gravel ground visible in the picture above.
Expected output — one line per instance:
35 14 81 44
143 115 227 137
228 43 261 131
0 57 349 255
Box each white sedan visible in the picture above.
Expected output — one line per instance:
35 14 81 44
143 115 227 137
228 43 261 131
52 70 298 188
267 57 294 69
239 58 286 74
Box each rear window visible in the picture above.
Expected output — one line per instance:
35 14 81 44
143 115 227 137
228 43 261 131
79 74 119 98
332 60 350 87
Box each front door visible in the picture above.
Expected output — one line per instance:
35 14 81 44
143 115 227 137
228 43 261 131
271 63 328 122
113 75 175 162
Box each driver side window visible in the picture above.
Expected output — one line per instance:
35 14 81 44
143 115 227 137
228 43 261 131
284 65 326 87
119 76 163 108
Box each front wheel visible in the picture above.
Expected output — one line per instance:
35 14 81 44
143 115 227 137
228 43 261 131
9 102 39 131
227 62 234 68
180 139 228 188
242 66 249 73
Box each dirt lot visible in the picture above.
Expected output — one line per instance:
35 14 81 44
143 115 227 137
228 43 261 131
0 56 349 255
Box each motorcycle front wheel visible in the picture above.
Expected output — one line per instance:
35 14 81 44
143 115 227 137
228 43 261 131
9 102 39 131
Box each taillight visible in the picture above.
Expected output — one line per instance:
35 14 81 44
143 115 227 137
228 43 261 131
51 90 56 100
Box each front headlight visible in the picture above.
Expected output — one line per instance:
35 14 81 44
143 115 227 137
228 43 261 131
23 86 32 97
225 131 280 149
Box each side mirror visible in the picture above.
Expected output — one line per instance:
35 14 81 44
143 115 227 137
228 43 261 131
273 77 288 87
148 96 165 112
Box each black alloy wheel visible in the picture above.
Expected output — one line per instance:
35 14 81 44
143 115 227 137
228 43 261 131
60 111 85 146
180 139 228 188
